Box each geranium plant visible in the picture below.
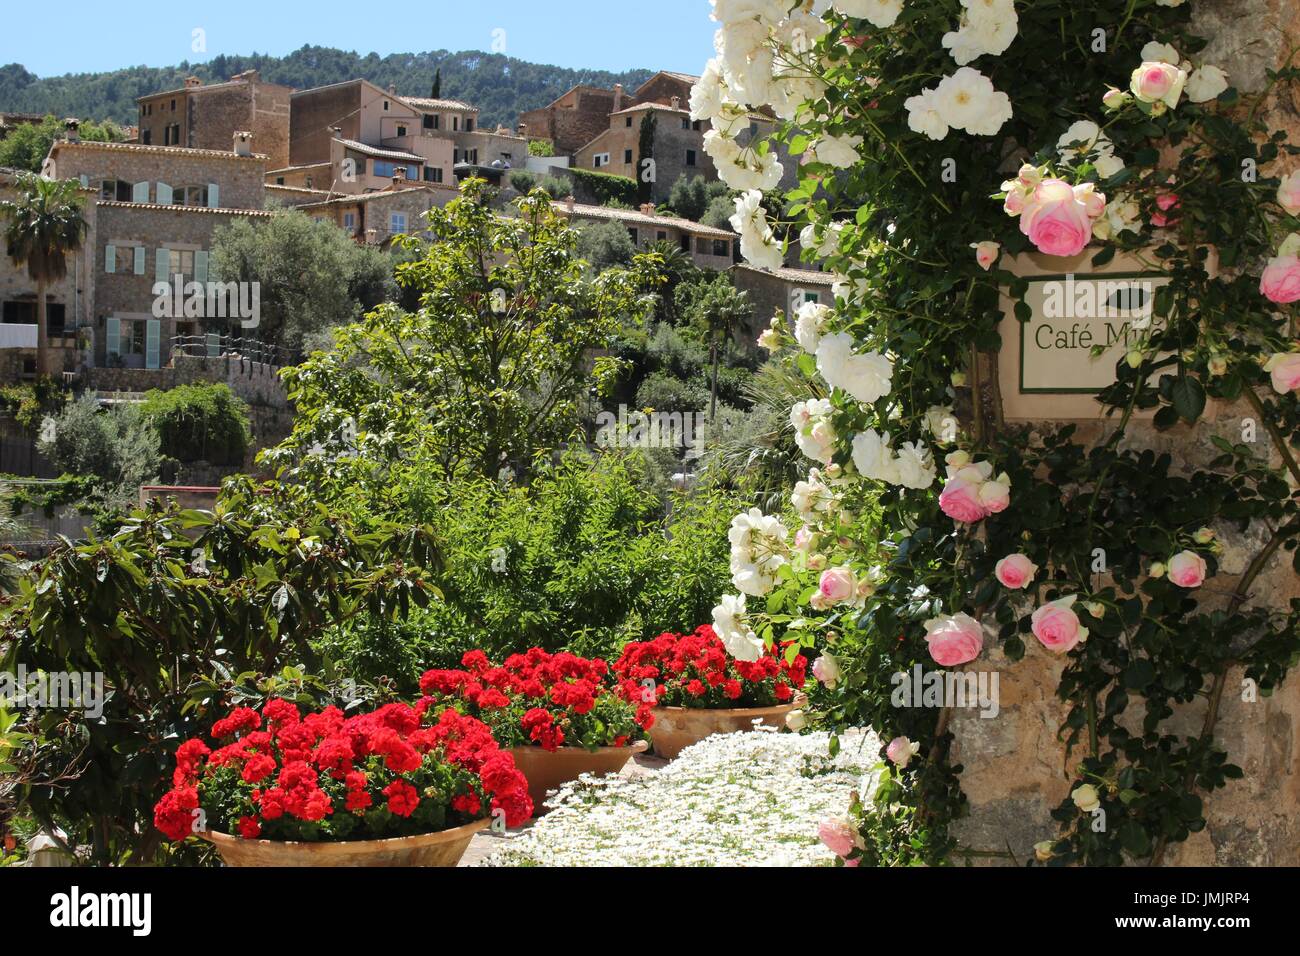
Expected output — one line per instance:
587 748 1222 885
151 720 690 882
153 699 532 844
694 0 1300 867
612 624 808 708
419 649 653 751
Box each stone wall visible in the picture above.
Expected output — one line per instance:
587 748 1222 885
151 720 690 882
944 0 1300 868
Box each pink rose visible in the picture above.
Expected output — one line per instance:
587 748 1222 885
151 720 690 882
885 735 919 768
973 240 1000 271
1261 256 1300 304
1265 352 1300 393
1031 596 1088 654
1021 179 1096 258
939 477 987 523
1004 190 1026 216
995 554 1038 589
1130 61 1186 108
978 477 1011 514
1151 191 1180 228
818 567 857 605
924 613 983 667
1167 550 1207 588
818 818 856 858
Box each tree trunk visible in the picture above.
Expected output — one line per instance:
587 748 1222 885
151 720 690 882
36 277 49 378
710 331 720 424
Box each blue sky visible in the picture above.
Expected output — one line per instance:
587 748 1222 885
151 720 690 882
0 0 719 77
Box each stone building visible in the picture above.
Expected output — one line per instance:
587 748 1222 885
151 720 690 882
284 80 526 194
23 134 273 373
551 197 738 271
296 178 457 245
0 167 98 379
729 263 836 346
136 70 291 170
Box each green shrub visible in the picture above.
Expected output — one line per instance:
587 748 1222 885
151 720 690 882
138 382 250 465
569 167 639 207
576 219 636 271
635 370 708 414
37 395 161 513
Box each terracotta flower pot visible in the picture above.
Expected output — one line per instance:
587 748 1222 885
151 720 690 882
648 695 806 760
202 817 490 867
508 740 649 811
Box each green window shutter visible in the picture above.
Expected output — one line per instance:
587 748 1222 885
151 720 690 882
206 333 220 357
133 246 145 275
132 181 150 203
105 244 116 274
155 248 170 283
79 174 88 187
145 319 161 369
105 317 121 357
207 183 220 208
194 250 209 283
156 182 173 204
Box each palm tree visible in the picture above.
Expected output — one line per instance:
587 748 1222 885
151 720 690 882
0 173 88 378
682 274 752 421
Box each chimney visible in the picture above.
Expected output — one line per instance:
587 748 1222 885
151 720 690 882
63 118 80 143
564 194 576 212
640 202 656 216
613 83 625 112
365 227 378 244
671 95 681 109
388 85 397 95
233 131 253 156
393 166 407 186
329 125 343 142
518 122 527 137
184 76 202 88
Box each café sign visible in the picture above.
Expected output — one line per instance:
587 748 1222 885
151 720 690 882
997 251 1170 420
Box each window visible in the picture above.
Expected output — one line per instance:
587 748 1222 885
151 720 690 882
465 148 478 164
628 227 638 245
593 152 610 168
170 98 176 111
625 116 633 127
176 184 209 207
623 148 633 164
712 239 730 257
373 161 397 178
693 120 702 131
396 124 407 137
686 149 697 167
423 114 436 130
453 116 460 131
168 249 196 279
141 129 152 145
100 180 134 201
390 212 408 233
164 123 181 146
343 212 356 231
803 292 820 304
679 234 691 253
1 301 62 335
466 117 474 132
681 118 690 130
425 167 443 183
657 230 667 241
500 152 512 163
383 100 389 111
275 176 285 185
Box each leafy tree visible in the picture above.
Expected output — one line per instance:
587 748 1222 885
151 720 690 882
208 209 398 352
678 274 752 420
0 115 122 174
0 172 88 375
264 180 662 496
701 192 737 229
637 110 657 205
37 394 160 513
576 218 637 271
665 173 730 223
527 138 556 157
138 382 251 466
1 479 440 863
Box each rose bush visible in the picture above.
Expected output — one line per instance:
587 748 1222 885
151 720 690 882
694 0 1300 866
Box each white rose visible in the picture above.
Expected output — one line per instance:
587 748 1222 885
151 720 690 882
904 88 950 141
834 0 903 29
816 332 894 404
1186 65 1229 103
794 301 832 354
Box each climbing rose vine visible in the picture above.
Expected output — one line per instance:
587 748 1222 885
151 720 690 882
699 0 1300 866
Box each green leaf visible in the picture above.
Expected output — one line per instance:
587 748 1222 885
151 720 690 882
1170 375 1206 423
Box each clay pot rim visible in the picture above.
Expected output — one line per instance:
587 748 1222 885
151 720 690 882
201 815 490 851
509 739 649 756
653 693 808 718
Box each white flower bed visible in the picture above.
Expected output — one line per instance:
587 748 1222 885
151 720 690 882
482 728 880 867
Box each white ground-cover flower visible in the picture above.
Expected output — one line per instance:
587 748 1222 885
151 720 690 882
794 301 832 354
791 398 837 463
729 507 790 596
480 729 881 868
712 593 765 661
816 332 894 404
834 0 904 29
942 0 1018 65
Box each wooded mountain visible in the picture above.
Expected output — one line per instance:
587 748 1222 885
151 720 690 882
0 46 655 131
